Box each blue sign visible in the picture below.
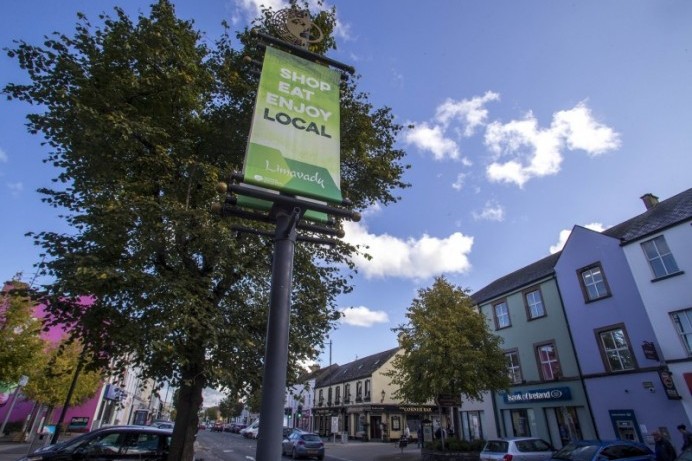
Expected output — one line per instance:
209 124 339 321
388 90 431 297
503 387 572 404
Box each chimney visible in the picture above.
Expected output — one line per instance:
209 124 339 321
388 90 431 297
640 193 659 210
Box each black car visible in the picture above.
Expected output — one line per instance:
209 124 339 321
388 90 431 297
17 425 173 460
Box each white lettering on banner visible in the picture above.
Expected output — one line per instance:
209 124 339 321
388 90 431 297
264 160 326 189
265 93 332 121
279 68 332 91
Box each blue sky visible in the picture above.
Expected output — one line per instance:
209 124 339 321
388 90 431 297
2 1 691 401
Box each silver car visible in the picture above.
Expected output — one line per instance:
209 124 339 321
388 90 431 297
482 437 554 461
281 430 325 460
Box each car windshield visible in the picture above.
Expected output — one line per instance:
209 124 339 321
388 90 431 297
551 443 599 461
516 439 552 452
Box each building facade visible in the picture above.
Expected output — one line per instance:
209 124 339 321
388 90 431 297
473 255 597 448
311 347 445 441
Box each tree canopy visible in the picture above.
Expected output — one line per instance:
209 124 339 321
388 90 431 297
4 1 408 459
0 281 45 387
386 276 509 404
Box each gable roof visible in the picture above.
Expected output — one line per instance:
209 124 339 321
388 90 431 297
316 347 400 386
470 188 691 306
298 363 339 383
471 252 560 306
602 188 692 243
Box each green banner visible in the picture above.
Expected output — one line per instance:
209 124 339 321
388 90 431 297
243 46 342 203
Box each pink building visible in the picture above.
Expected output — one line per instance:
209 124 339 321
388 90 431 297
0 286 107 439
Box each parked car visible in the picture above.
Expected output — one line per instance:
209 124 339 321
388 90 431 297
481 437 554 461
281 430 325 460
549 440 654 461
241 420 260 439
230 422 247 433
17 425 173 461
151 421 174 430
211 422 224 432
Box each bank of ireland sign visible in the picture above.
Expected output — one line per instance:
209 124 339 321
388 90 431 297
243 46 342 204
503 387 572 404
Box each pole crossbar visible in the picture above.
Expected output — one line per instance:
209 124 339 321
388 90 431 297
227 183 360 222
251 29 355 75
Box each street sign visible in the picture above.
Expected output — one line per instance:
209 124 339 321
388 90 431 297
436 394 461 407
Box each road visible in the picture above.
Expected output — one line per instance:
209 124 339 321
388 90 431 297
194 430 421 461
0 430 421 461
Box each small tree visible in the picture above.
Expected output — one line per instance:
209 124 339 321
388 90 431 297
386 276 509 405
22 339 102 420
0 281 46 387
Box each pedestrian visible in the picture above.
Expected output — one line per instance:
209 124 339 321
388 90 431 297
678 424 692 452
653 432 677 461
404 425 411 441
417 426 423 448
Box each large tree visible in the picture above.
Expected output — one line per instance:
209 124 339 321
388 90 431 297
4 1 408 459
386 277 509 405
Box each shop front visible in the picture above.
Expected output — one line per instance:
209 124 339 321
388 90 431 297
345 404 437 441
496 383 596 448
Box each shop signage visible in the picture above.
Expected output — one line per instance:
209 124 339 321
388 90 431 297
436 394 461 407
503 386 572 404
400 406 434 413
658 368 681 400
642 341 659 361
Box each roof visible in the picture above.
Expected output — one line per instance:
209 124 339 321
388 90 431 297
470 187 692 306
471 252 560 306
297 363 339 383
317 347 400 386
602 188 692 243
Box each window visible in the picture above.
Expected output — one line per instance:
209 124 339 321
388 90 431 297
596 325 636 372
318 389 324 406
494 301 511 329
671 309 692 354
642 236 680 279
578 263 610 301
364 379 371 401
344 384 351 403
327 387 332 406
535 342 560 380
505 350 523 384
335 385 341 405
524 288 546 319
356 381 362 402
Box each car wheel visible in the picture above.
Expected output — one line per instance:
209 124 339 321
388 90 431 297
292 447 300 459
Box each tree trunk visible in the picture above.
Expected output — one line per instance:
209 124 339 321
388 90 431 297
168 367 204 461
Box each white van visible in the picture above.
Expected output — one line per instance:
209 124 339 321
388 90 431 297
241 419 260 439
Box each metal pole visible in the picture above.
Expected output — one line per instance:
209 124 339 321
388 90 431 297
0 379 26 437
255 205 299 461
50 359 83 445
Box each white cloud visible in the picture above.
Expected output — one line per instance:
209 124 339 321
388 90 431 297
7 182 23 197
553 103 621 155
342 221 473 279
339 306 389 327
0 147 7 162
435 91 500 136
485 103 620 187
404 92 500 161
473 201 505 222
404 122 459 160
549 222 608 254
451 173 466 191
